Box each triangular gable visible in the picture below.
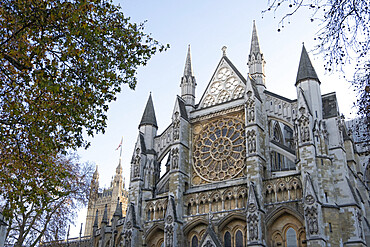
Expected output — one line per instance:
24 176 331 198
247 183 261 212
131 133 146 163
303 173 319 204
124 203 137 228
172 96 188 121
246 74 262 102
199 225 222 247
198 56 246 109
165 195 178 222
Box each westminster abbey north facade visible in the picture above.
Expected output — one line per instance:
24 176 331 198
65 22 370 247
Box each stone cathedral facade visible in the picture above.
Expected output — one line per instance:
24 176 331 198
82 22 370 247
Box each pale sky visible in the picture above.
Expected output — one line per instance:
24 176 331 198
70 0 357 238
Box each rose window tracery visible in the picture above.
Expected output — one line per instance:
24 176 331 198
193 117 246 182
203 95 216 107
210 81 222 94
217 68 231 80
225 77 238 91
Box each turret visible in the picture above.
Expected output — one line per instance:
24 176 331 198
180 45 196 108
295 44 322 121
139 94 158 150
248 21 265 88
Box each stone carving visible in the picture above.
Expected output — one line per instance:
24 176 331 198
298 116 310 142
173 112 180 141
247 214 259 241
357 210 363 239
123 230 132 247
204 240 215 247
247 130 256 153
248 203 256 213
171 148 179 169
305 195 315 205
305 206 318 235
166 215 173 224
165 224 174 247
133 148 141 178
246 99 255 123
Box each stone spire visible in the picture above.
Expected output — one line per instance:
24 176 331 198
248 20 265 87
92 165 99 180
101 204 108 224
181 45 196 107
296 44 320 85
113 197 122 218
93 209 99 228
139 93 157 129
183 44 193 76
250 20 261 55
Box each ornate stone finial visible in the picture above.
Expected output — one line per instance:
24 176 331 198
222 46 227 56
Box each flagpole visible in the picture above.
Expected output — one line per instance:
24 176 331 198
120 137 123 158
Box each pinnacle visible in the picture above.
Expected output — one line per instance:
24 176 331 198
101 204 108 224
183 44 193 76
139 94 158 128
296 44 320 85
93 209 99 227
250 20 261 55
113 197 122 217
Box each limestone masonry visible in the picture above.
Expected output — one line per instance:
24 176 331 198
58 22 370 247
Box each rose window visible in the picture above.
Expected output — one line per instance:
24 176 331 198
193 117 246 182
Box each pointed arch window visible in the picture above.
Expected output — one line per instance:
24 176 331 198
191 235 198 247
224 232 231 247
286 228 297 247
273 123 283 144
235 230 243 247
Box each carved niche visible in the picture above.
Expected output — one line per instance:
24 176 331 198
171 148 179 170
173 112 180 141
133 148 141 178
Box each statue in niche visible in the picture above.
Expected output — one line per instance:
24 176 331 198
305 206 318 235
358 211 364 239
173 112 180 141
247 214 259 241
171 148 179 169
247 130 256 153
299 117 310 142
247 99 255 123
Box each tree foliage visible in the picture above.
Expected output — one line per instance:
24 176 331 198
3 154 92 247
264 0 370 129
0 0 167 244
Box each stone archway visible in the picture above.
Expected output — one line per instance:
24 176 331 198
266 207 306 247
145 224 164 247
